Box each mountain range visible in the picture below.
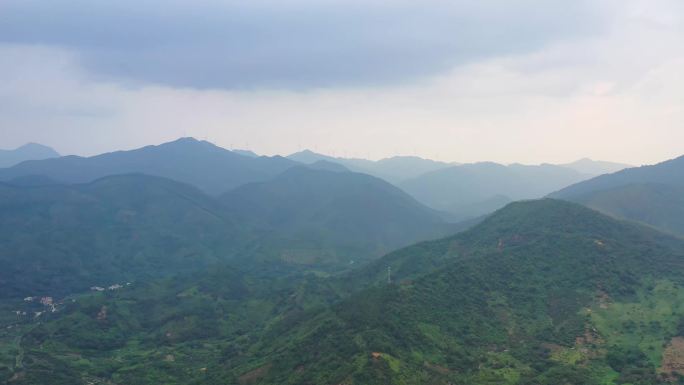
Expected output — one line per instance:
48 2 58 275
0 174 253 299
560 158 631 175
1 137 682 385
552 155 684 237
222 166 451 266
0 166 453 299
0 143 60 168
0 138 296 195
399 162 591 220
8 199 684 384
287 149 453 184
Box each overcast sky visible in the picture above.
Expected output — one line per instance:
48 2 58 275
0 0 682 164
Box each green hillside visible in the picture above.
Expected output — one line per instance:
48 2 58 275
0 168 455 301
552 155 684 237
0 174 253 299
241 200 684 385
221 166 452 267
6 199 684 384
551 155 684 199
566 183 684 237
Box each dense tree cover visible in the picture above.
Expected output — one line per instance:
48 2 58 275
0 175 255 299
222 166 453 265
562 183 684 237
4 199 684 384
551 155 684 237
0 169 452 299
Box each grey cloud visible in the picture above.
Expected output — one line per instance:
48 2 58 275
0 0 605 89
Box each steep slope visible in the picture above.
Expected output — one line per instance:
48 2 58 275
565 183 684 237
560 158 631 175
551 154 684 199
551 155 684 236
13 200 684 384
233 149 259 158
238 199 684 385
0 138 297 194
0 143 60 168
0 174 252 299
287 150 450 183
221 167 450 266
400 162 589 219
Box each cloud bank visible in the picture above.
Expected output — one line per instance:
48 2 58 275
0 0 603 89
0 0 682 165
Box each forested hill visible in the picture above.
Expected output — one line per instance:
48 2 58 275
239 199 684 384
10 199 684 384
221 166 452 265
552 155 684 236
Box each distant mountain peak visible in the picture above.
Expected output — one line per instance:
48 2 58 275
162 137 211 147
0 138 298 194
233 149 259 158
0 142 60 168
307 160 349 172
17 142 55 150
170 136 200 143
560 158 632 175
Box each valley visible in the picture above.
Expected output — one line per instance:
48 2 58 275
0 139 681 385
2 3 682 383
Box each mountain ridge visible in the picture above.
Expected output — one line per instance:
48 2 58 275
0 138 298 194
0 142 60 168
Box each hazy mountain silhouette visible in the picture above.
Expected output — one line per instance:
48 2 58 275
0 165 458 298
551 154 684 198
221 166 451 265
307 160 349 172
0 138 297 194
233 149 259 158
287 149 451 183
552 155 684 236
560 157 632 175
0 143 60 168
399 162 590 219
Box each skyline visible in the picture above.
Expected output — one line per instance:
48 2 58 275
1 0 683 165
0 136 642 168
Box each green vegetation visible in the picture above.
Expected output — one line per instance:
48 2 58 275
0 169 452 300
4 199 684 384
566 183 684 237
222 166 452 266
552 155 684 237
0 174 255 299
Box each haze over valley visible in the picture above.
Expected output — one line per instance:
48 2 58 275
1 1 684 384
